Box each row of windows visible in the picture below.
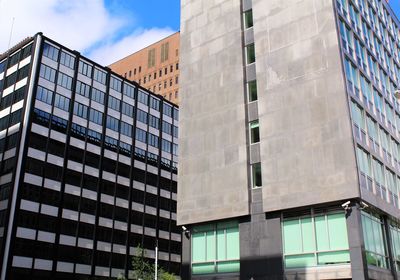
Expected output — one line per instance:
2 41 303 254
0 109 23 131
0 43 32 75
138 75 179 89
0 85 26 110
3 64 30 90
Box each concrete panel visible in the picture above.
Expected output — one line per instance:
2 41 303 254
178 0 250 225
252 0 359 212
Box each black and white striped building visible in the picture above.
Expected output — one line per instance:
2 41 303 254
0 33 181 280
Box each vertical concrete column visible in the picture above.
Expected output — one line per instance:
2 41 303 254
240 212 283 280
346 204 369 280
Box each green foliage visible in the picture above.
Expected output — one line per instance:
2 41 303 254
116 245 177 280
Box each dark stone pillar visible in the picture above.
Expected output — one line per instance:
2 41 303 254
181 231 191 280
240 188 283 280
346 204 369 280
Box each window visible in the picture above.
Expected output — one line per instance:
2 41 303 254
124 84 135 98
173 126 178 138
148 48 156 68
120 121 132 137
159 70 162 77
73 102 88 119
250 120 260 144
192 221 239 275
164 81 167 89
0 61 5 74
149 115 159 129
162 121 172 135
170 79 173 87
165 68 168 75
36 86 53 105
110 77 122 92
251 162 262 188
244 10 253 28
17 65 29 82
21 44 32 60
283 212 350 268
173 108 179 121
138 90 148 105
8 51 20 68
161 139 171 152
161 42 169 62
54 94 70 111
248 80 257 102
91 88 105 104
246 44 255 64
163 103 172 117
139 66 141 73
76 81 90 98
389 221 400 271
42 43 59 61
57 73 73 90
60 51 75 69
176 63 179 70
39 64 56 82
150 97 160 111
93 68 107 84
170 65 173 73
175 76 179 84
137 109 148 124
148 133 159 147
172 144 178 156
78 60 92 77
361 211 388 268
122 102 134 117
135 128 147 143
89 108 103 125
106 116 119 132
108 96 120 111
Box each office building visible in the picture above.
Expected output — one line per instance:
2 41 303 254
178 0 400 279
0 33 180 280
109 32 180 105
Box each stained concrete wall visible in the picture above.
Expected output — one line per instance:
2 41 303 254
253 0 360 212
177 0 250 225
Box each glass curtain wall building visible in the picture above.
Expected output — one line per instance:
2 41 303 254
0 33 180 280
178 0 400 279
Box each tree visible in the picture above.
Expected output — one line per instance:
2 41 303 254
117 245 177 280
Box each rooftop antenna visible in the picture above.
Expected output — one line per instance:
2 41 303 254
8 17 15 49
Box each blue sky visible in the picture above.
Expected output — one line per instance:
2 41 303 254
0 0 180 65
390 0 400 20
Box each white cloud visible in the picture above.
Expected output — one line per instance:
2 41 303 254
87 27 175 66
0 0 126 52
0 0 176 67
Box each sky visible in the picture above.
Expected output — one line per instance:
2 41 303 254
0 0 180 65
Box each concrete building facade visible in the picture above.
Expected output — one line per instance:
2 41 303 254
0 33 180 280
109 32 181 105
178 0 400 279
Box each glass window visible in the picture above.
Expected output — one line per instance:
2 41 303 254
161 139 171 152
106 116 119 132
42 42 59 61
138 90 148 105
36 86 53 105
150 97 160 111
91 88 105 104
361 211 388 268
192 221 239 275
122 102 134 117
123 84 135 98
135 128 147 143
163 103 172 117
120 121 132 137
76 81 91 98
137 109 148 124
389 221 400 271
57 73 73 90
110 76 122 92
39 64 56 83
149 115 159 129
248 80 257 102
60 51 75 69
108 96 120 111
89 108 103 125
78 60 92 77
283 212 350 268
54 94 70 111
73 102 88 119
246 44 255 64
244 10 253 28
93 68 107 84
251 162 262 188
162 121 172 135
250 120 260 144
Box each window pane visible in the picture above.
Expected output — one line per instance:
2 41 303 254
252 162 262 188
285 254 316 268
217 261 239 273
248 80 257 102
301 218 315 252
206 231 215 261
283 219 302 254
246 44 255 64
192 263 214 275
317 251 350 265
192 232 206 262
327 213 349 250
244 10 253 28
250 120 260 144
226 227 239 260
315 216 329 251
216 229 226 261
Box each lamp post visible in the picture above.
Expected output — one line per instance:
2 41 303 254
155 239 158 280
